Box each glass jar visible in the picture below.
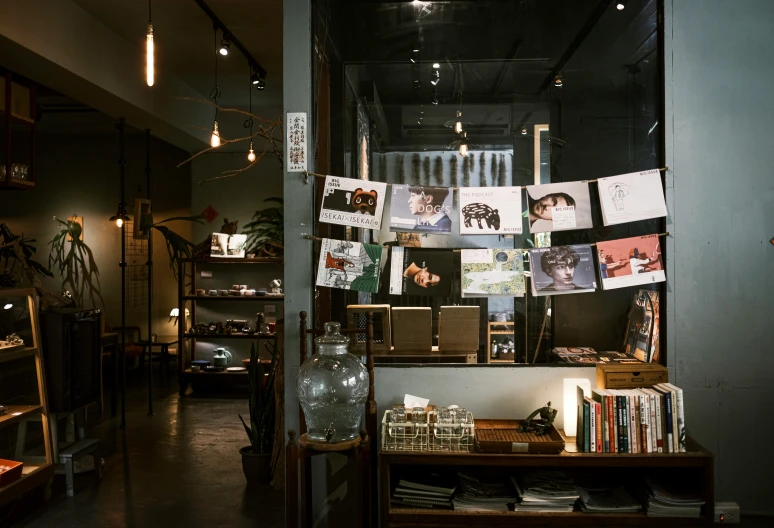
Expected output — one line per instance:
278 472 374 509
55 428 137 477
297 322 369 443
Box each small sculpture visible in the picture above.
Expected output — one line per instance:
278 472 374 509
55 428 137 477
519 401 558 436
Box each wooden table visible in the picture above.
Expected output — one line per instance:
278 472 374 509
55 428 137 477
137 336 179 379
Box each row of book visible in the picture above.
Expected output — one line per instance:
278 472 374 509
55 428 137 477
390 471 703 517
577 383 686 454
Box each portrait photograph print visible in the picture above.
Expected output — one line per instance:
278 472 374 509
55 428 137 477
389 184 453 235
525 181 593 233
458 187 523 235
596 169 667 226
389 247 453 297
319 176 387 230
528 244 597 296
596 234 665 290
315 238 384 293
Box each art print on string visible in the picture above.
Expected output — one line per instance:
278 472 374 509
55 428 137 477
597 169 667 226
389 247 453 297
316 238 385 293
389 184 453 235
461 249 525 297
525 181 593 233
458 187 523 235
319 176 387 230
528 244 596 296
596 235 664 290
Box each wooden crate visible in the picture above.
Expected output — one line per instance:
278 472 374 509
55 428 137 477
346 304 391 353
475 420 564 454
391 307 431 354
596 363 668 389
437 306 479 353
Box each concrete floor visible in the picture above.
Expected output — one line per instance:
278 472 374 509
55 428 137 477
3 379 284 528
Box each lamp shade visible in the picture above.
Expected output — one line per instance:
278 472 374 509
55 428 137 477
563 378 591 437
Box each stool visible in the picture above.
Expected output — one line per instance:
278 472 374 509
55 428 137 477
286 430 371 528
58 439 103 497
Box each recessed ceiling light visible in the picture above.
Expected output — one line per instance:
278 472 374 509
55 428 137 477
616 1 626 10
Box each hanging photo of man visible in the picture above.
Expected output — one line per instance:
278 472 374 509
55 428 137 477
528 244 596 296
525 182 593 233
389 185 454 235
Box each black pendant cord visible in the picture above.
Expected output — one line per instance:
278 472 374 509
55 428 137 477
146 129 154 416
118 117 127 430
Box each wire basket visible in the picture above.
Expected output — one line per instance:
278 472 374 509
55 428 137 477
381 409 475 453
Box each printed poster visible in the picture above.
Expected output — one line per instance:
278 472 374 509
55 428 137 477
623 289 660 363
389 247 453 296
316 238 385 293
461 249 525 297
597 169 667 226
319 176 387 230
286 112 307 172
596 235 665 290
389 184 453 235
528 244 596 296
525 181 593 233
210 233 247 258
458 187 522 235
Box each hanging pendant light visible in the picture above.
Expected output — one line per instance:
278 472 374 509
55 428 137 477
459 132 469 157
210 121 221 147
209 26 222 148
454 110 463 134
247 141 256 162
109 202 131 228
145 0 154 87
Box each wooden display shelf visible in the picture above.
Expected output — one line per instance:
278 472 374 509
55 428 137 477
182 295 283 302
0 346 37 362
181 257 282 264
183 368 248 376
373 352 476 364
184 333 276 340
0 405 44 427
489 330 515 335
0 464 54 507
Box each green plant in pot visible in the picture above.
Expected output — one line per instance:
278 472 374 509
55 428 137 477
238 341 277 485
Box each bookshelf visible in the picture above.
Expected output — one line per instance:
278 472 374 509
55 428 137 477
379 435 714 527
177 258 282 395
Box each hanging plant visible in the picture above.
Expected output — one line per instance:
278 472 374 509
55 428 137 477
397 154 406 184
139 213 205 281
479 152 487 186
411 153 421 185
498 154 507 187
433 156 443 186
48 218 104 308
468 153 476 176
242 198 284 258
462 155 470 188
422 156 431 186
449 156 458 188
489 153 497 187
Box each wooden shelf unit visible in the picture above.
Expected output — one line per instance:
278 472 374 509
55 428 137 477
379 437 714 527
0 289 53 507
177 258 282 395
487 321 517 363
1 69 37 189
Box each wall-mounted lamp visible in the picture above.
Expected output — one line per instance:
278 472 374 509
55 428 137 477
109 202 131 228
563 378 591 437
219 38 231 56
170 307 190 326
432 62 440 69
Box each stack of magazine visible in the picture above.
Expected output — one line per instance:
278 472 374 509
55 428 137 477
510 471 580 512
452 473 517 512
577 486 642 513
633 477 705 518
390 478 455 510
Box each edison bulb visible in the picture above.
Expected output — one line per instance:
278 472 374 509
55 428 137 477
459 143 469 157
210 121 221 147
146 24 155 87
116 218 124 228
247 141 256 162
454 121 463 134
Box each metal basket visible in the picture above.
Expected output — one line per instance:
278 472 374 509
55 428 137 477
381 409 475 453
381 410 429 451
429 410 475 453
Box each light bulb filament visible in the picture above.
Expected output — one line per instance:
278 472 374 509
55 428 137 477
211 121 221 147
146 24 154 87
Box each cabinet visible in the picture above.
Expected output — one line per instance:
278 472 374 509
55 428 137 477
487 321 517 363
0 289 54 506
379 436 714 527
177 257 282 395
0 69 36 189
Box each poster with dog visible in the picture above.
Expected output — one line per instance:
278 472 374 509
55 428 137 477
458 187 523 235
319 176 387 230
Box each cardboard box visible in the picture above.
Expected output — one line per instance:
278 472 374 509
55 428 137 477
438 306 480 353
596 363 668 389
391 307 431 354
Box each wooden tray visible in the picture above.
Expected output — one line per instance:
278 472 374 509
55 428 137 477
475 419 565 454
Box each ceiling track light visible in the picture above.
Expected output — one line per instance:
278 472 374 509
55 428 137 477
616 1 626 10
219 38 230 56
554 73 564 88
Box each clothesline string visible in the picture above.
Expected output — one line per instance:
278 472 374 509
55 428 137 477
302 167 669 189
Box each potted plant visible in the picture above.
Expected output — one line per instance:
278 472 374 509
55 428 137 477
238 341 277 485
242 198 283 258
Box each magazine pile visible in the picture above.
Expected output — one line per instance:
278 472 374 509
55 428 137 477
510 471 580 513
632 477 705 518
576 383 687 454
390 477 455 510
452 473 517 512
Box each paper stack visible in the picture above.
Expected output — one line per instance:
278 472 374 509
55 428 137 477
510 471 580 513
634 477 705 517
390 477 455 510
453 472 517 512
577 486 642 513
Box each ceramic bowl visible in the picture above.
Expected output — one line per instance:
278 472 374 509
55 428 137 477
192 360 211 367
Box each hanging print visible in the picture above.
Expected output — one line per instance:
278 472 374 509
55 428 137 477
596 169 667 226
461 249 525 297
315 238 385 293
458 187 523 235
319 176 387 230
528 244 597 296
525 181 593 233
389 247 453 296
596 235 665 290
389 184 454 235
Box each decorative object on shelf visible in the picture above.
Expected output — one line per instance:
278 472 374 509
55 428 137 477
196 289 206 296
346 304 391 354
242 198 284 258
0 459 24 487
297 322 369 443
208 290 218 296
212 348 232 367
438 306 479 353
491 312 508 322
210 232 247 258
519 402 558 436
0 405 6 416
391 307 431 354
191 359 211 368
4 333 24 347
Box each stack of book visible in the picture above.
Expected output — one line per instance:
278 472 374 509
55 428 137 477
390 478 455 510
510 471 580 512
577 486 642 513
551 347 642 365
453 472 517 512
576 383 686 453
633 477 705 517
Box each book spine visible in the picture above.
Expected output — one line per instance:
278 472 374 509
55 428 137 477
672 385 686 452
606 393 614 453
668 386 682 453
588 398 596 453
648 392 657 454
662 390 674 453
639 393 649 453
584 400 591 453
595 400 603 453
627 393 637 454
619 395 628 453
612 393 619 453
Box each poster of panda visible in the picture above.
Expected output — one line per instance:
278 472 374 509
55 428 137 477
458 187 523 235
319 176 387 230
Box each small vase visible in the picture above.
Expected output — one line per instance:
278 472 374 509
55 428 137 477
297 322 368 443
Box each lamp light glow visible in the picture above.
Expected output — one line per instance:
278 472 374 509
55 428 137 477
210 121 221 147
3 303 12 310
432 62 440 69
458 131 469 157
616 1 626 10
247 141 256 162
219 38 230 56
146 23 154 86
454 110 463 134
563 378 591 437
116 218 123 228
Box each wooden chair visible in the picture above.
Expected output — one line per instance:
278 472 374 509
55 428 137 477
286 311 377 528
